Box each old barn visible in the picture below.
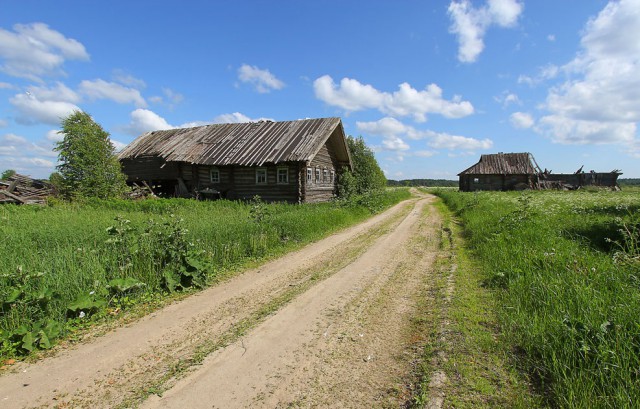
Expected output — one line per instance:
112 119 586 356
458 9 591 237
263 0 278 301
458 152 539 192
118 117 352 203
458 152 622 192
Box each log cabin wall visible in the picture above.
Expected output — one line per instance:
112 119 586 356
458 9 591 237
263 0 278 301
179 163 300 203
459 174 531 191
121 156 179 181
304 143 340 203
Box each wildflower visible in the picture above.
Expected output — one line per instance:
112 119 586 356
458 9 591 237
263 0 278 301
79 311 86 318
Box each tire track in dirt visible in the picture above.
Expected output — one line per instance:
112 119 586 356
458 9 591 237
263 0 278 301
0 198 417 409
142 194 441 408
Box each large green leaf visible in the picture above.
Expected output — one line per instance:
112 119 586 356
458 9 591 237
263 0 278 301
67 293 106 316
107 277 146 294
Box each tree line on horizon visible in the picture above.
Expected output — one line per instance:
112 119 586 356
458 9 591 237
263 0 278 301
386 179 458 187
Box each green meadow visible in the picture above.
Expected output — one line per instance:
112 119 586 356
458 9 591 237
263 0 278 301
434 188 640 408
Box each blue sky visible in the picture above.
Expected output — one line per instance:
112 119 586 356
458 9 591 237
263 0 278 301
1 0 639 179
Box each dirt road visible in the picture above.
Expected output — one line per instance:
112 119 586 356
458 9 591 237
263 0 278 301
0 194 444 408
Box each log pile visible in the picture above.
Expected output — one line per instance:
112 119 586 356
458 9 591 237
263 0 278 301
0 174 56 204
126 181 157 199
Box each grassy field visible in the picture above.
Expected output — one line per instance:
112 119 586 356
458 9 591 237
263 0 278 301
433 188 640 408
0 189 410 358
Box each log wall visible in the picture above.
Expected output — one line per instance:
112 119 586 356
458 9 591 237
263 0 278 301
180 163 300 203
121 156 179 181
459 174 532 192
303 144 340 203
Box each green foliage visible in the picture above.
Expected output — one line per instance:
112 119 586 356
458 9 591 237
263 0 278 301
249 195 270 224
387 178 458 187
1 169 16 180
0 267 62 355
106 278 146 295
434 190 640 408
7 319 63 353
105 215 213 292
338 136 386 198
618 178 640 186
54 110 128 200
67 292 107 318
48 171 64 192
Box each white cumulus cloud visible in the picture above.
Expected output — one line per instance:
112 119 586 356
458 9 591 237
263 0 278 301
10 92 80 125
314 75 473 122
382 135 410 152
426 131 493 150
124 110 276 136
0 132 58 177
537 0 640 145
237 64 285 93
46 129 63 142
112 69 147 89
27 82 81 103
314 76 384 112
213 112 273 123
510 112 534 129
79 79 147 107
124 108 174 136
0 22 89 81
448 0 523 63
356 117 492 153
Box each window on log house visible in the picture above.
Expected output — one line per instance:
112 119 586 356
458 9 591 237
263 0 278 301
315 168 321 184
277 167 288 184
210 168 220 183
256 168 267 184
331 170 335 183
307 167 312 183
323 169 328 182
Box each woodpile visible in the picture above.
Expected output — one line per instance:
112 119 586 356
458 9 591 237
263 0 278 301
0 174 56 204
126 181 157 199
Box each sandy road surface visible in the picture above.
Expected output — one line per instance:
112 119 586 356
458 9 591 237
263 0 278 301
0 193 442 408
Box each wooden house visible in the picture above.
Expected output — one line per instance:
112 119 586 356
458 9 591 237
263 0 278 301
458 152 622 191
118 117 352 203
458 152 539 192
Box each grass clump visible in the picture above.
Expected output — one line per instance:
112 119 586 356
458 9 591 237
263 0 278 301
432 189 640 408
0 189 410 359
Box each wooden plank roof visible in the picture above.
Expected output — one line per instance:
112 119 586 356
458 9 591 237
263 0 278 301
118 117 351 167
458 152 538 175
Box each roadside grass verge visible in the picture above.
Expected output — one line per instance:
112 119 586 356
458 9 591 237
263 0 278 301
412 195 536 408
0 188 411 360
431 189 640 408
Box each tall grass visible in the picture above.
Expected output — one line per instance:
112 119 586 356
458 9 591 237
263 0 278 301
0 189 410 357
433 189 640 408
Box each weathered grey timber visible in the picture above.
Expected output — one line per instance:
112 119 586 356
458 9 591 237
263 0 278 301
458 152 621 191
118 118 352 203
458 153 539 191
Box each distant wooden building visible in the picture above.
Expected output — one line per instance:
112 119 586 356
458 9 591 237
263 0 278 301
458 152 622 192
458 152 539 192
118 117 352 203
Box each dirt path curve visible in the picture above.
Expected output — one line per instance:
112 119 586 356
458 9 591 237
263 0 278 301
0 193 443 408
